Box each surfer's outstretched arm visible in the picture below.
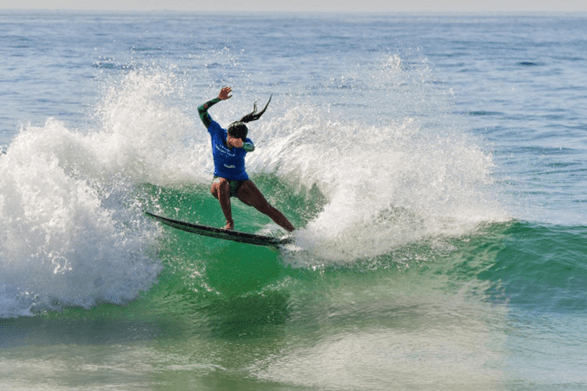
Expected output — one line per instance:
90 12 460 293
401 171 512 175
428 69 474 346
197 87 232 129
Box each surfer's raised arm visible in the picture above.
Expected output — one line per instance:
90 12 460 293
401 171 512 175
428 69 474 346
197 87 232 129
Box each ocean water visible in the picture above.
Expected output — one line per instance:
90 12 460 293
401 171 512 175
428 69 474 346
1 11 586 390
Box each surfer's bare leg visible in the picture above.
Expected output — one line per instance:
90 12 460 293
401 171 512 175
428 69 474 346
237 180 295 232
211 178 234 230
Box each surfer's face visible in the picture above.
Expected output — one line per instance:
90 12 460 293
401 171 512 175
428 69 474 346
226 133 243 149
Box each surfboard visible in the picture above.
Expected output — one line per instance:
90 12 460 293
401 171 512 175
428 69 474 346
145 211 293 247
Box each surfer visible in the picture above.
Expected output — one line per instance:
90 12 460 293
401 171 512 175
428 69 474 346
197 87 295 232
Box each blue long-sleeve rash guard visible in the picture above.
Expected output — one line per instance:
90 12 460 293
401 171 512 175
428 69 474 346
207 119 252 180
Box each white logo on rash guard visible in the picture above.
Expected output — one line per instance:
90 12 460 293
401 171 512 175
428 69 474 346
224 164 235 168
215 144 235 156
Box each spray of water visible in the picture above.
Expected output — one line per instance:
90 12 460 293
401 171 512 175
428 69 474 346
247 55 508 262
0 71 196 318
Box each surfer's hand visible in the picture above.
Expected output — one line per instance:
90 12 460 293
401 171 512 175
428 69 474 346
218 87 232 100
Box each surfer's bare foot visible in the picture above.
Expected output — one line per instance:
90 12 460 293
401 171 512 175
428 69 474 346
223 220 234 230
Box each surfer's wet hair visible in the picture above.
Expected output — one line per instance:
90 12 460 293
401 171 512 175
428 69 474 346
228 95 272 141
227 122 248 141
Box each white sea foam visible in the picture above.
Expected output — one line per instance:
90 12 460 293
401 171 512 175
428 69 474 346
0 70 201 318
0 116 169 317
246 55 509 263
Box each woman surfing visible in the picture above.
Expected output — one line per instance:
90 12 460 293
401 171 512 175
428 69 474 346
197 87 295 232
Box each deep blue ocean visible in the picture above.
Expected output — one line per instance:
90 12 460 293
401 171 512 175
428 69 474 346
1 11 586 390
